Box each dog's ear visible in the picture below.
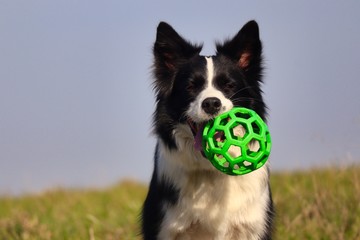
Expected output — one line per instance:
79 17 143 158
153 22 202 97
216 20 262 74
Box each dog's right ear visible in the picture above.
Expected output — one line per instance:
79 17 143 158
153 22 202 97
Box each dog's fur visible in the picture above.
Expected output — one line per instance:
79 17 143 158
141 20 274 240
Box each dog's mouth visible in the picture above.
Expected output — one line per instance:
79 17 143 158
187 118 227 154
187 119 206 152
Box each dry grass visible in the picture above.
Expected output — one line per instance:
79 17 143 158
0 167 359 239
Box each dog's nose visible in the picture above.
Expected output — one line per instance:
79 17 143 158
202 97 221 115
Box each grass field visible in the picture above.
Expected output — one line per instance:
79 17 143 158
0 166 359 240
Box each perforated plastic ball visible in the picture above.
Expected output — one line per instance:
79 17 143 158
202 107 271 175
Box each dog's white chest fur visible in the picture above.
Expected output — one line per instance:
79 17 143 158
156 126 271 240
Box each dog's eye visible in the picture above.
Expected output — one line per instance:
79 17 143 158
216 77 235 93
187 76 205 92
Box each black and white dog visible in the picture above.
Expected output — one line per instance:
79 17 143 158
141 20 274 240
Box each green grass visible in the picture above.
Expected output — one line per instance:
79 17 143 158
1 167 360 240
272 166 360 240
0 181 147 240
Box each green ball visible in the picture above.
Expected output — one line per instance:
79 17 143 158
202 107 272 175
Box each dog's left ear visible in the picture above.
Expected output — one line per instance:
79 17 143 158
216 20 262 71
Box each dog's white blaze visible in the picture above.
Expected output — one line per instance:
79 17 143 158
206 56 215 86
187 57 233 122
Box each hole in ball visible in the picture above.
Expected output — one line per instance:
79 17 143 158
219 117 230 126
215 154 224 159
251 121 261 135
243 161 252 167
247 140 260 153
228 145 242 158
235 112 251 119
232 124 246 138
214 130 226 148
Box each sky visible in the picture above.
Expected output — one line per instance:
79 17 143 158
1 1 360 195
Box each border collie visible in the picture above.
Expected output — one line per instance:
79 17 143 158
141 20 274 240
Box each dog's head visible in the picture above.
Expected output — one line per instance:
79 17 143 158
153 21 266 150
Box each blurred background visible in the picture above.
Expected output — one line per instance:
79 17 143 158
1 1 359 195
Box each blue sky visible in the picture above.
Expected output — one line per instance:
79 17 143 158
1 1 360 194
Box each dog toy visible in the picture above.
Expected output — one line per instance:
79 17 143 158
202 107 271 175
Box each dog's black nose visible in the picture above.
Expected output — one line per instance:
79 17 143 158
202 97 221 115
